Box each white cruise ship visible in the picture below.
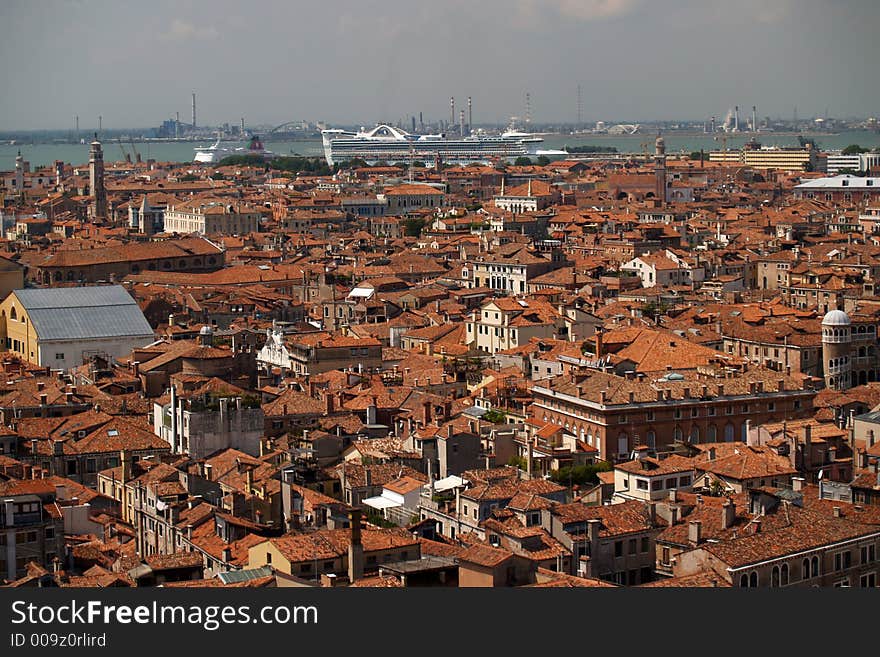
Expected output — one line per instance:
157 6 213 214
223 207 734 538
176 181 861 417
194 135 273 164
321 124 552 166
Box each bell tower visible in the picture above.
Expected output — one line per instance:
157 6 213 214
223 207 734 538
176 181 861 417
89 134 107 219
654 133 667 206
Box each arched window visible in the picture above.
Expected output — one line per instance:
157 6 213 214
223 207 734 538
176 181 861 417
771 566 780 587
740 574 748 588
9 306 16 321
646 431 656 448
781 563 789 586
690 426 700 443
803 558 810 580
673 426 683 441
811 556 819 578
724 423 735 441
749 572 758 587
707 425 717 441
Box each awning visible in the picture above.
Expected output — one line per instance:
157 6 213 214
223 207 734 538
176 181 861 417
432 475 468 493
363 495 402 510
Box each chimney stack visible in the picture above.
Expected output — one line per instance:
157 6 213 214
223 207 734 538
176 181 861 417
348 508 364 582
688 520 702 546
721 499 735 530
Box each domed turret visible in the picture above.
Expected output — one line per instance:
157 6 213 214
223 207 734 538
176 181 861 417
821 309 850 327
198 325 214 346
822 310 851 391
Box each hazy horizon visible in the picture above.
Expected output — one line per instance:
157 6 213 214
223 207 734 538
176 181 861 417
1 0 878 131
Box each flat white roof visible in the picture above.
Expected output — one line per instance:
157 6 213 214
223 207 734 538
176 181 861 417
431 475 468 493
363 495 401 510
795 174 880 190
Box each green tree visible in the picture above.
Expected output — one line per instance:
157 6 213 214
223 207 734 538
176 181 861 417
689 151 703 160
403 217 427 237
484 409 507 424
842 144 869 155
549 461 613 486
536 155 551 166
514 156 533 166
508 455 527 470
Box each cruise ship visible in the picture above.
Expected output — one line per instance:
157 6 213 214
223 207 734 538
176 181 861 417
194 135 273 164
321 124 557 166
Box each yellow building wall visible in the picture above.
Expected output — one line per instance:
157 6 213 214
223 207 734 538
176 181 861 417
0 292 41 364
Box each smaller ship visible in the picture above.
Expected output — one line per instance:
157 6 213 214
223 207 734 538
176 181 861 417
194 134 273 164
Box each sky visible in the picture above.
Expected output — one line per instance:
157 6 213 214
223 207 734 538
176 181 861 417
0 0 878 130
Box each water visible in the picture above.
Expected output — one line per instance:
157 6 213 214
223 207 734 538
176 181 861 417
3 131 879 170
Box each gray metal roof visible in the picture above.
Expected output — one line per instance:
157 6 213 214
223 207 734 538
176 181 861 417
13 285 154 341
217 566 274 584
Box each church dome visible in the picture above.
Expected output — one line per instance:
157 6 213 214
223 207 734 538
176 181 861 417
822 309 851 326
199 325 214 335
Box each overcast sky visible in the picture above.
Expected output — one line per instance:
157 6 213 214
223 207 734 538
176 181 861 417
1 0 877 130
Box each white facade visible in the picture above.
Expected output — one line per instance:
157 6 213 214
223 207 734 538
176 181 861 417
153 391 265 460
257 329 293 373
826 152 880 175
37 335 154 371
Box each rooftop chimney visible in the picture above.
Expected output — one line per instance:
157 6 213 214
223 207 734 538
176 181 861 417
688 520 702 546
348 508 364 582
721 499 735 530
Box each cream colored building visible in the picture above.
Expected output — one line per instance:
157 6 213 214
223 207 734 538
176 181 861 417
0 286 155 370
466 297 565 354
163 198 262 235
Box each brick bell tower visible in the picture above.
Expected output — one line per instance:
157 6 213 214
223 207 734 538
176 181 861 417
654 133 667 206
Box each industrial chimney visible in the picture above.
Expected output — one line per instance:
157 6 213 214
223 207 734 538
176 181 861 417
734 105 739 132
192 92 197 129
467 96 472 135
450 96 455 132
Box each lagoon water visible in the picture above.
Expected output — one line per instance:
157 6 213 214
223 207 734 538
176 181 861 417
2 131 880 171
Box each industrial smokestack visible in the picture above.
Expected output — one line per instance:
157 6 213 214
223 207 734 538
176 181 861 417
241 117 245 136
752 105 757 133
450 96 455 132
411 115 416 133
459 109 465 137
711 115 716 133
419 111 423 131
192 92 197 129
467 96 472 135
734 105 739 132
